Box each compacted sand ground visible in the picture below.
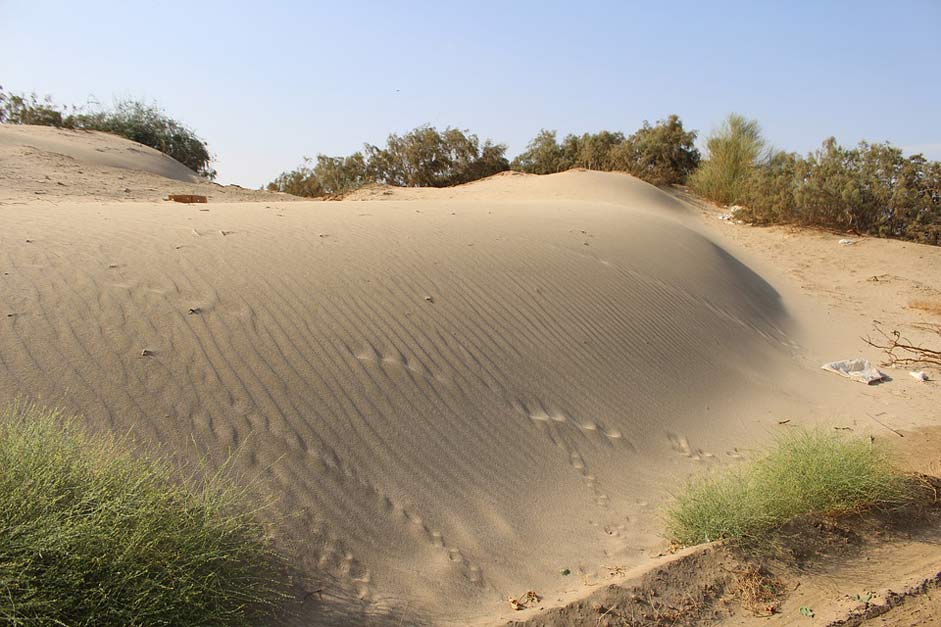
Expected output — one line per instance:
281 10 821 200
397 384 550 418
1 126 938 625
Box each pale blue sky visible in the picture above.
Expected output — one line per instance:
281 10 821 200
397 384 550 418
2 0 939 187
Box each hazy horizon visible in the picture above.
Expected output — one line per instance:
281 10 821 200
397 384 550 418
3 0 939 187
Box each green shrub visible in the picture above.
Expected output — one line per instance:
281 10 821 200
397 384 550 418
510 129 569 174
269 125 509 197
570 130 626 171
612 115 701 185
666 428 910 546
73 101 216 179
366 125 509 187
510 117 699 186
0 402 289 626
0 87 215 179
0 89 69 127
736 150 803 224
689 113 766 205
267 153 369 197
733 138 941 244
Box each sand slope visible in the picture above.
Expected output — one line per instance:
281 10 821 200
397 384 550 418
3 151 939 624
0 124 297 203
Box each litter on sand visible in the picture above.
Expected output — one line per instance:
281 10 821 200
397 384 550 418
821 358 885 384
910 371 929 382
838 238 857 245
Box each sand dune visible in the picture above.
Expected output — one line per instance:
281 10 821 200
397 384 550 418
2 133 939 625
0 124 202 182
0 124 295 203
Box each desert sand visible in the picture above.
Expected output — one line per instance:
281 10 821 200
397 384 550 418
0 124 298 203
1 127 939 625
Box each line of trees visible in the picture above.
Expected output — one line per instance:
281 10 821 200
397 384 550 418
271 112 939 244
267 126 510 197
268 115 701 197
0 87 216 179
691 114 941 244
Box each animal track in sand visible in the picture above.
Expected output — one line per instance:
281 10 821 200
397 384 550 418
351 342 451 385
515 398 627 445
312 455 487 590
555 437 611 508
315 536 374 602
397 505 487 588
666 431 718 462
512 398 635 508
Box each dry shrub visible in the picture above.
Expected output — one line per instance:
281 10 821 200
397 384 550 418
733 563 783 616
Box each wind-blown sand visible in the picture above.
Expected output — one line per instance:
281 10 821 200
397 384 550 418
1 128 939 625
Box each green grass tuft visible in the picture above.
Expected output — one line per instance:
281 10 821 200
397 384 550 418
0 401 289 626
666 428 911 546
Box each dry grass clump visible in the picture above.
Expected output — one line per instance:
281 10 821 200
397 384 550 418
666 428 911 546
733 563 783 616
0 401 289 626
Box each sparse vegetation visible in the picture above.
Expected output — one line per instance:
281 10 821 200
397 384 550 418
267 125 508 197
666 428 911 546
0 86 215 178
0 401 289 626
0 89 70 127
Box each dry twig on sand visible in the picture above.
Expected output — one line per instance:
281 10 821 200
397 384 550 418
508 590 541 611
862 322 941 368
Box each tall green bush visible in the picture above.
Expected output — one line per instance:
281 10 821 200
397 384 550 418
689 113 765 205
611 115 701 185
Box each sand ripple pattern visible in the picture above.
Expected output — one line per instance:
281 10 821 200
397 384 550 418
0 174 793 624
